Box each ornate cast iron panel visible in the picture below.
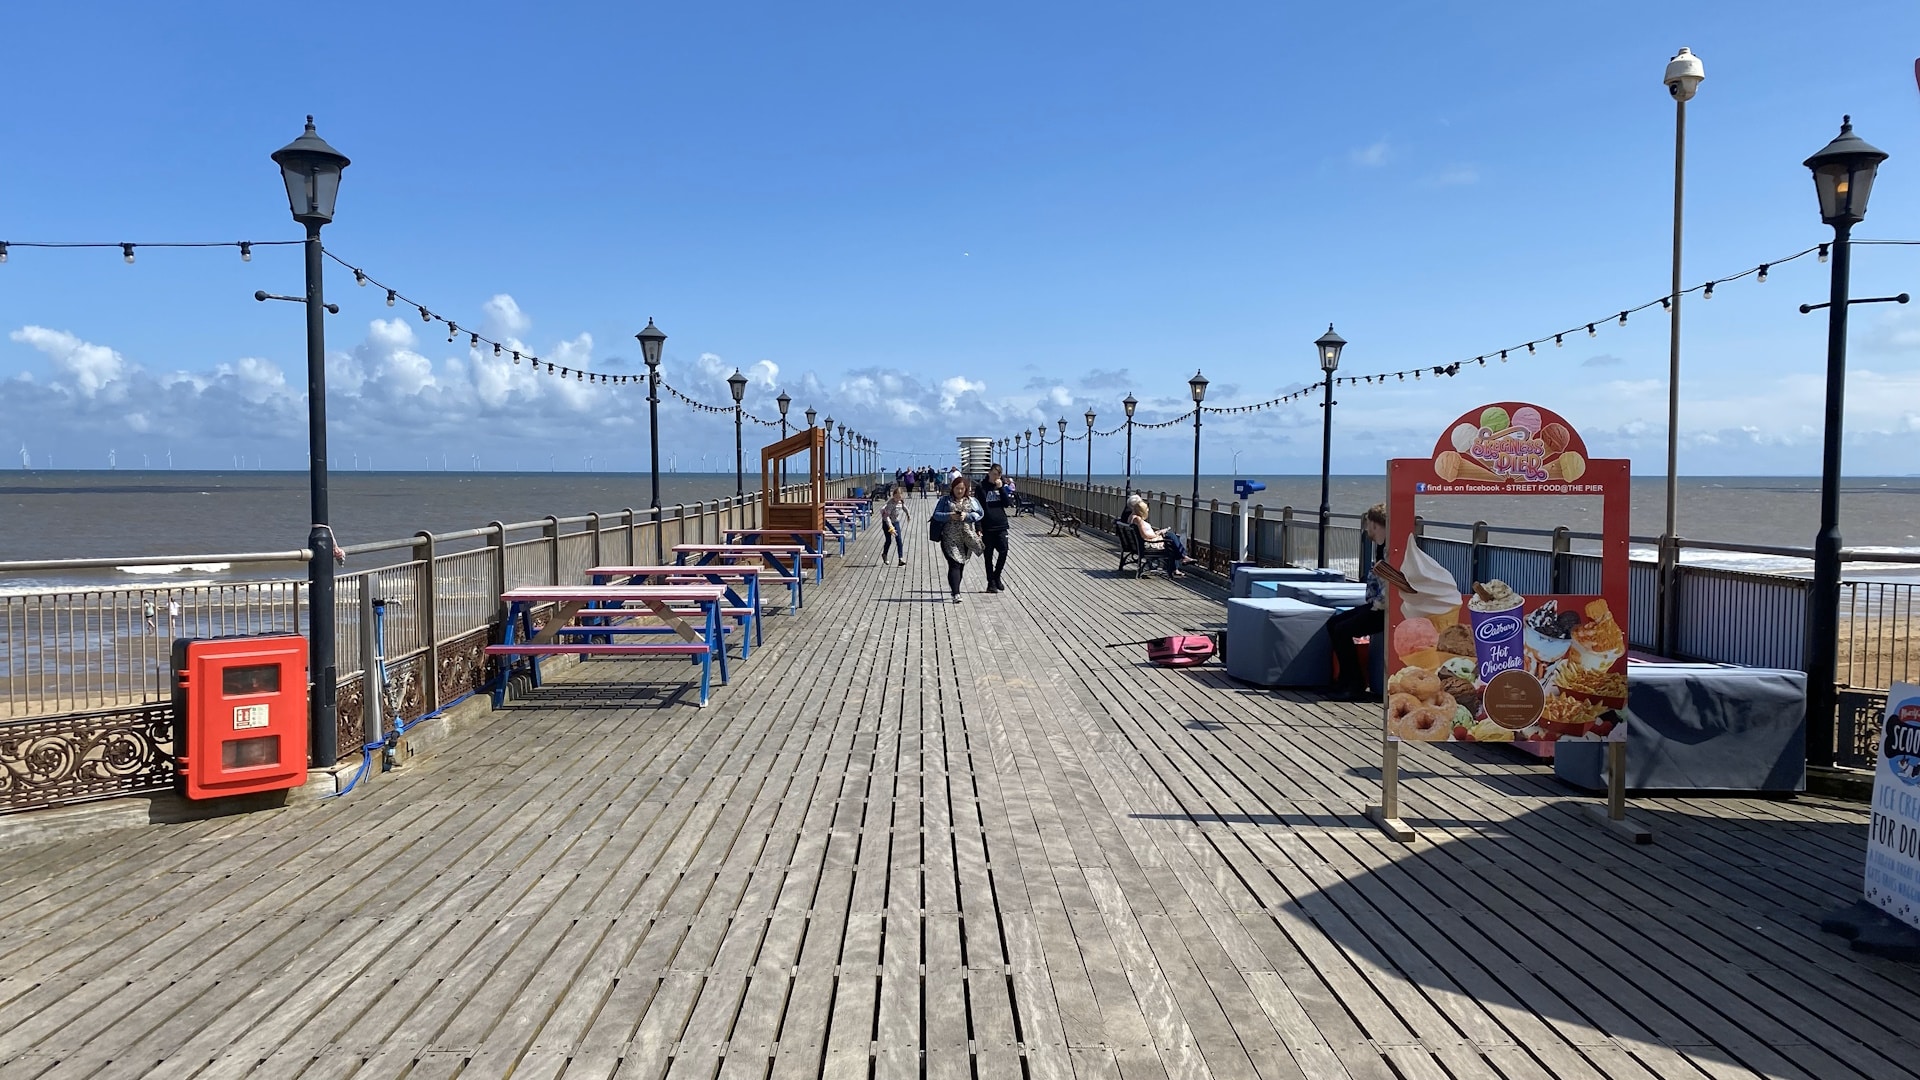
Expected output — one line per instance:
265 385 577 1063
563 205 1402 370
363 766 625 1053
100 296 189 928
1 703 175 813
438 630 489 702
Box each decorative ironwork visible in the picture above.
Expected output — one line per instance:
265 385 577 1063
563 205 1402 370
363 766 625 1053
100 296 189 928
335 678 366 763
1 703 175 813
438 630 490 702
1838 689 1888 771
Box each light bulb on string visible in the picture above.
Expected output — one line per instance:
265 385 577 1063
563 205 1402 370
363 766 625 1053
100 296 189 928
354 269 367 286
122 244 135 264
447 323 458 343
1819 244 1830 263
493 343 502 357
419 306 431 323
386 290 396 307
1554 334 1563 348
513 351 521 364
470 332 480 349
1527 342 1536 355
1703 282 1714 299
1500 350 1508 362
0 242 9 263
1586 323 1596 337
1660 297 1671 311
1757 264 1769 283
239 242 252 262
1618 311 1628 326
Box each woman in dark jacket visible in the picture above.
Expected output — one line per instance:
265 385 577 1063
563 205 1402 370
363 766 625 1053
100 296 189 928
932 476 984 603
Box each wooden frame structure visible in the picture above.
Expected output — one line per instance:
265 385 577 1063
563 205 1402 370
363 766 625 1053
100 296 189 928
759 426 826 540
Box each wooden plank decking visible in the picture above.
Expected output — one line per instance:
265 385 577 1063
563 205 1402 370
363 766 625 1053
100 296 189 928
1 510 1915 1080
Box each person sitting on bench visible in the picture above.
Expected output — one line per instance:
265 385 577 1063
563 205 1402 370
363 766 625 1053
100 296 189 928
1125 495 1191 578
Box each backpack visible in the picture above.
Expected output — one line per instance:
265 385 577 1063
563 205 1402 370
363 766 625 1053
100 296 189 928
1145 634 1216 667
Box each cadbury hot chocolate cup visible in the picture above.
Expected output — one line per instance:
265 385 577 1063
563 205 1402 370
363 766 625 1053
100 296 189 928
1467 580 1526 684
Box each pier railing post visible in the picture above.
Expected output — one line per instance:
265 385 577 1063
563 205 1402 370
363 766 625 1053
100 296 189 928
1551 526 1571 595
1251 505 1265 565
1280 506 1294 566
414 530 441 716
588 512 603 572
543 516 561 585
1656 534 1679 657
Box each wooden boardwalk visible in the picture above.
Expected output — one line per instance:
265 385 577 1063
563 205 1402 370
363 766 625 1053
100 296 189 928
1 510 1914 1080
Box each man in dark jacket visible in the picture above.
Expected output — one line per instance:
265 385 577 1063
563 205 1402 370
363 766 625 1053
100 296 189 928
976 463 1013 592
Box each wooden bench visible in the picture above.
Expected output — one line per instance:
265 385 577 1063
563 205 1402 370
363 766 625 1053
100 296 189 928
1115 518 1168 578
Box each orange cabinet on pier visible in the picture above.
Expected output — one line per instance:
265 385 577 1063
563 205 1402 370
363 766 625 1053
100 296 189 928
170 635 310 800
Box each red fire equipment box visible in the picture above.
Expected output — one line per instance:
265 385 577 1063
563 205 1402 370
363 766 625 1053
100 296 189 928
171 634 310 800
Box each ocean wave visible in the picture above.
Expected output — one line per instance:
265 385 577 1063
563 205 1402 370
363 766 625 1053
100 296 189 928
115 562 233 575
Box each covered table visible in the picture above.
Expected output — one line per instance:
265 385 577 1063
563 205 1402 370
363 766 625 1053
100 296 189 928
1256 580 1369 608
1555 663 1807 793
1231 565 1344 598
1225 597 1337 688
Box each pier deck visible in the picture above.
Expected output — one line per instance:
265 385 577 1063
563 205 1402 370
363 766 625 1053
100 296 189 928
0 513 1912 1080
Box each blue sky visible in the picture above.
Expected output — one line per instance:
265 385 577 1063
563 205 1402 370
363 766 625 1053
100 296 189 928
2 1 1918 475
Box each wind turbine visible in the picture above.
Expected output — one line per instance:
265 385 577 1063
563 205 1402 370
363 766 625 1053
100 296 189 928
108 449 116 469
142 453 149 469
18 444 28 470
166 448 172 469
471 453 479 471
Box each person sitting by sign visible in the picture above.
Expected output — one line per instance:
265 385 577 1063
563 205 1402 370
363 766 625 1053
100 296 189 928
1125 495 1191 578
1327 504 1390 699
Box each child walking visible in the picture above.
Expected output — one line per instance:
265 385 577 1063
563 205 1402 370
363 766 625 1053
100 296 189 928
880 485 911 566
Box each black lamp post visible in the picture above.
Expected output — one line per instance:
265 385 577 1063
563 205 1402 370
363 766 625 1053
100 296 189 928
1188 371 1208 543
777 391 791 438
1038 426 1046 485
728 369 748 496
1084 407 1096 519
636 318 668 509
805 406 816 431
823 416 835 477
636 318 667 560
1057 418 1067 488
1122 393 1138 497
272 115 349 770
1314 325 1347 568
1802 116 1889 769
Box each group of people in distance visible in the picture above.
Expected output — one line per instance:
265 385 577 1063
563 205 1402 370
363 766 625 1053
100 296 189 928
877 463 1198 602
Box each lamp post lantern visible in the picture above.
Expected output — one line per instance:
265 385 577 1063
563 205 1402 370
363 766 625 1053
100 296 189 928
1803 115 1889 769
1122 393 1138 497
728 369 748 496
1659 46 1704 653
1057 417 1068 488
1083 408 1096 520
1038 425 1046 485
823 416 835 478
1314 324 1346 568
777 390 791 438
1188 371 1208 543
271 115 349 769
635 317 668 560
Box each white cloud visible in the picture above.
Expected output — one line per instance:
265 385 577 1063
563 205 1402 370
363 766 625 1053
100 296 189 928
482 294 531 336
10 326 128 397
939 376 987 411
1432 164 1478 185
1350 140 1391 167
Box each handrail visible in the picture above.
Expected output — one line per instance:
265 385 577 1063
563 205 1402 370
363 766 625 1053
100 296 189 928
0 550 312 573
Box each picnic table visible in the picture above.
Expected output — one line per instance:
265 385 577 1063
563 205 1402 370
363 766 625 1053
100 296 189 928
487 583 729 707
825 498 872 527
587 565 762 656
725 526 842 559
676 543 814 611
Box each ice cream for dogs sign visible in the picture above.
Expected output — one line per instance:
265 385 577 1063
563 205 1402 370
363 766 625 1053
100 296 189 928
1383 403 1631 743
1865 685 1920 931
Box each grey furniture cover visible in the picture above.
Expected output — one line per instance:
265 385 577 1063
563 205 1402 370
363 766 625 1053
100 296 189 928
1555 663 1807 793
1264 581 1369 608
1225 598 1336 687
1231 565 1343 598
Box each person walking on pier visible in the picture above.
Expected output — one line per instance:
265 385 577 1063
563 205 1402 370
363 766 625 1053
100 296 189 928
1326 504 1390 700
933 476 984 603
142 596 157 634
880 485 911 566
976 463 1014 592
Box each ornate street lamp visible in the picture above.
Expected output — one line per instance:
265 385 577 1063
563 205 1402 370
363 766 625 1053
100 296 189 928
1659 46 1705 653
1038 425 1046 485
777 390 791 438
1057 417 1068 489
636 317 668 559
823 416 835 478
728 369 748 496
1188 371 1209 545
1315 324 1347 568
1122 393 1138 497
1084 407 1096 521
1802 116 1890 769
272 115 349 769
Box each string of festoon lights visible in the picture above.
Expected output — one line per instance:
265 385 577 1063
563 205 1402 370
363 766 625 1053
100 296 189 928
0 239 305 262
658 380 784 428
320 249 643 385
